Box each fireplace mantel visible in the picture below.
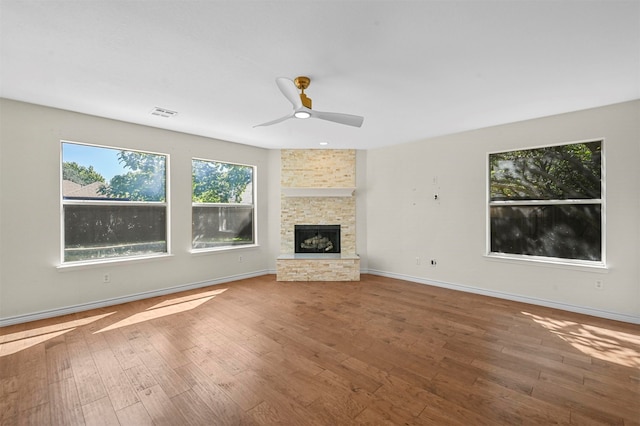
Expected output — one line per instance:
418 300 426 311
281 187 355 197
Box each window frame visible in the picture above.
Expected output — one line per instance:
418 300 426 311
60 140 170 266
191 157 257 253
486 139 606 268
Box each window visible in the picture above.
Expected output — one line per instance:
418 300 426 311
192 159 255 249
62 142 167 263
488 140 603 263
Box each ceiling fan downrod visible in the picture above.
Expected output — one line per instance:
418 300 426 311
294 76 312 109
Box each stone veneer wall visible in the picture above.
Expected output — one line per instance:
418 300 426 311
280 149 357 254
280 197 356 254
281 149 356 187
278 149 359 281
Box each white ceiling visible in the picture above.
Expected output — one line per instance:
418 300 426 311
1 1 639 150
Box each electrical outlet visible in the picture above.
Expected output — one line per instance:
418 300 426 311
238 255 243 263
103 273 110 283
595 280 604 290
430 259 437 267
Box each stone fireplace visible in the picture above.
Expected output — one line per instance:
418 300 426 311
276 149 360 281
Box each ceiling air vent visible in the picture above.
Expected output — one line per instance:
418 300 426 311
150 107 178 118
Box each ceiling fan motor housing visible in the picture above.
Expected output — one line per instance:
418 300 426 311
294 76 310 90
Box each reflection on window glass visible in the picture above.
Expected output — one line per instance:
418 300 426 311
490 205 601 261
64 205 167 262
192 206 254 249
490 142 601 201
62 142 167 262
192 159 254 249
489 141 603 263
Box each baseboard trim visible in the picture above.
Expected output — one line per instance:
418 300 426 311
0 270 270 327
4 269 636 326
367 269 640 325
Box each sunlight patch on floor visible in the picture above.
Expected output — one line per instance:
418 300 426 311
522 311 640 368
0 312 115 357
147 288 228 310
95 289 227 333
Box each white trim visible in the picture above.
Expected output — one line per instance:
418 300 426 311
486 138 605 266
57 253 173 270
0 270 270 327
63 200 166 207
486 137 606 156
489 199 602 206
366 269 639 325
60 140 170 264
484 253 607 271
190 244 260 255
7 269 636 326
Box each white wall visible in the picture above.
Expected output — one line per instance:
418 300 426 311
0 99 271 324
355 150 368 271
365 100 640 323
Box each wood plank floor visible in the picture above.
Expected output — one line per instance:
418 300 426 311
1 274 639 425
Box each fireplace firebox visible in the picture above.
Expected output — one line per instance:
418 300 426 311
295 225 340 254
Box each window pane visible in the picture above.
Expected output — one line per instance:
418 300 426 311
192 205 254 249
191 158 255 250
490 141 601 201
64 204 167 262
490 204 601 261
63 143 166 201
192 160 253 204
62 142 168 263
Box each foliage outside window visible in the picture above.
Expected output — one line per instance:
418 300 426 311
192 159 255 249
489 140 603 263
62 142 167 263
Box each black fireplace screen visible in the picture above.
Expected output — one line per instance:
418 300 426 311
295 225 340 253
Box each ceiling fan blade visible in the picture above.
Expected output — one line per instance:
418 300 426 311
276 77 303 109
253 113 294 127
311 110 364 128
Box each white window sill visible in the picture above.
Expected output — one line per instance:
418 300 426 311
190 244 260 255
57 253 174 271
484 253 608 273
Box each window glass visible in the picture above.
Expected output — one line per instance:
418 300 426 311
490 141 601 201
62 142 167 262
489 141 603 263
490 204 601 261
192 159 254 249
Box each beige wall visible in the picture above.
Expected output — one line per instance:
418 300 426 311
1 98 637 323
0 99 271 323
365 100 640 322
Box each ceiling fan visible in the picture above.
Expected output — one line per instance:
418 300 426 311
254 76 364 128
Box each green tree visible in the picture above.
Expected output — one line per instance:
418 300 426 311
100 151 166 201
192 160 252 203
63 162 105 185
490 141 601 201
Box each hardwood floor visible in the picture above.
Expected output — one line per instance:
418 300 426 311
1 274 639 425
